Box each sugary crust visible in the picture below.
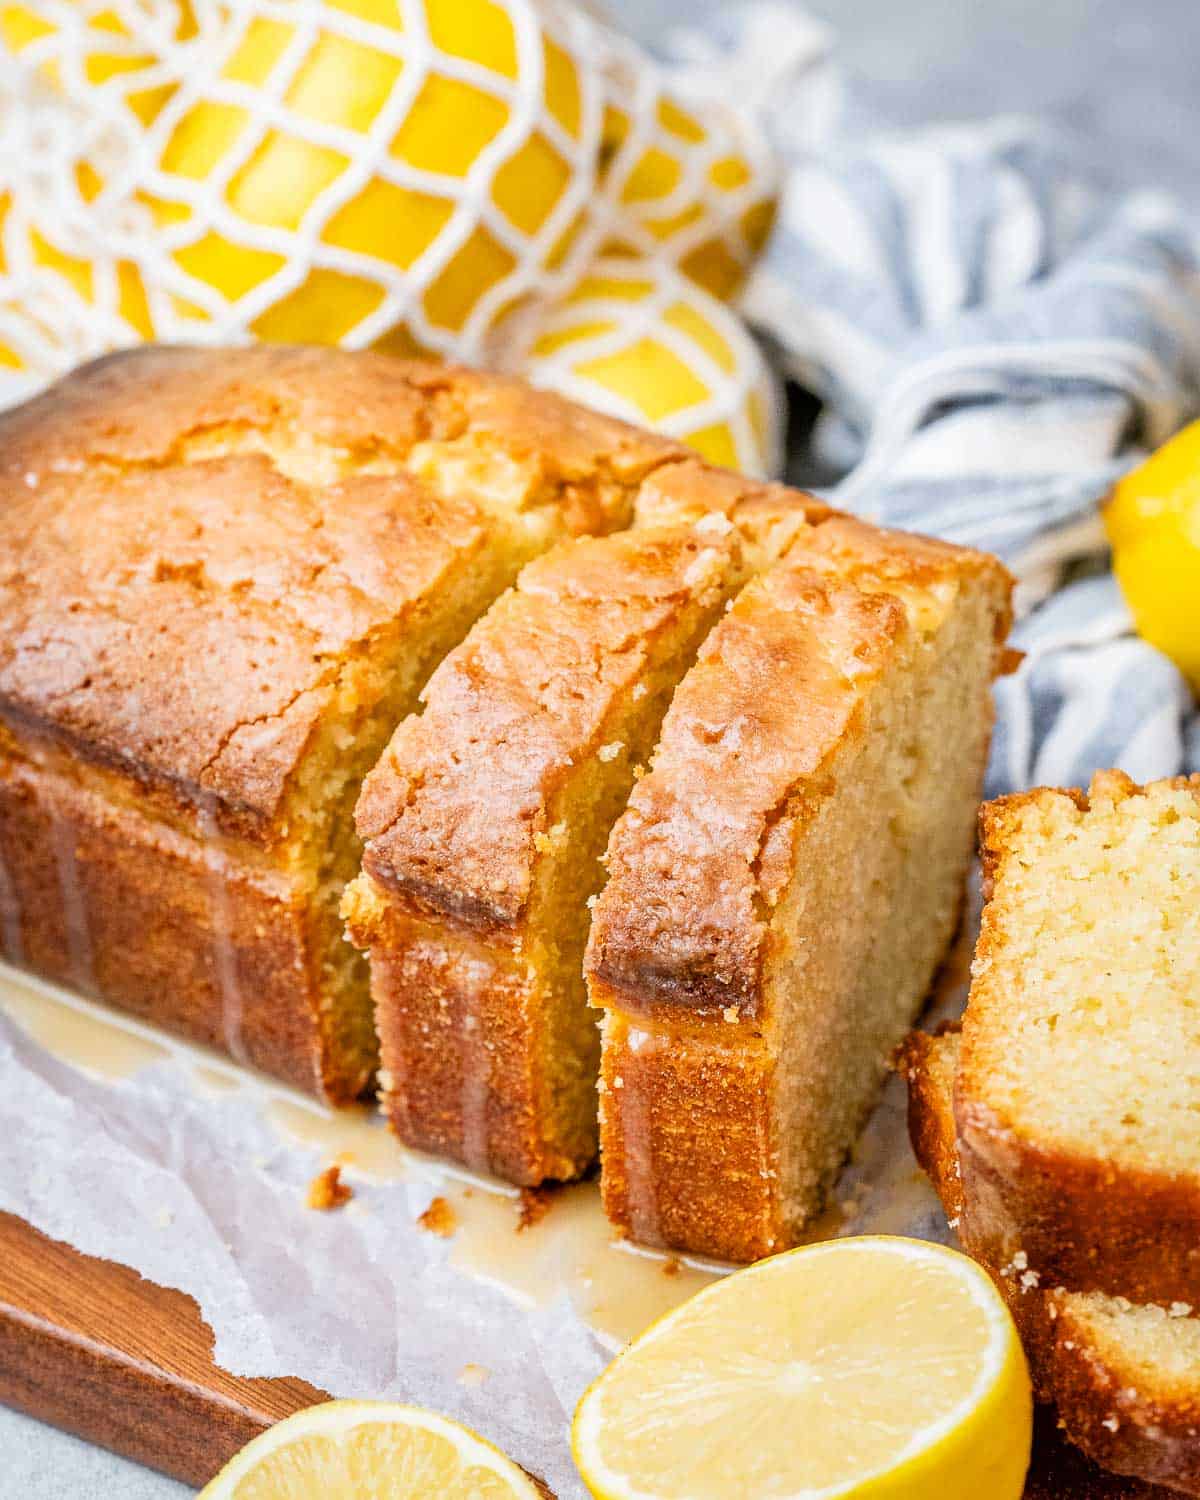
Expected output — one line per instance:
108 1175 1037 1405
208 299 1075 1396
1 455 491 841
0 345 683 1096
348 524 746 1181
599 1012 780 1262
0 344 676 494
0 346 676 840
906 1029 1200 1497
0 746 338 1097
343 888 559 1183
631 456 828 563
357 526 738 929
587 519 1010 1024
958 773 1200 1309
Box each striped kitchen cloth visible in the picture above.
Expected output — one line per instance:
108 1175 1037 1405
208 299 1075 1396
674 6 1200 795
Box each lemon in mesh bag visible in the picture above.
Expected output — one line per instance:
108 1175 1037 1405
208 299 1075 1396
0 0 782 473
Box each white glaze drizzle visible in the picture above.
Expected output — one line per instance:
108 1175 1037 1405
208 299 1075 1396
195 791 249 1067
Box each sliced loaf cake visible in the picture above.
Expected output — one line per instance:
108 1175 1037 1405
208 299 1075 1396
957 771 1200 1307
343 465 819 1181
0 346 679 1099
906 1027 1200 1497
586 516 1012 1260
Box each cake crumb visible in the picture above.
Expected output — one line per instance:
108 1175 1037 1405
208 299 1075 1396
458 1363 490 1388
722 1005 741 1023
307 1164 353 1212
661 1256 682 1278
418 1195 458 1237
518 1185 555 1232
598 741 623 763
154 1206 174 1229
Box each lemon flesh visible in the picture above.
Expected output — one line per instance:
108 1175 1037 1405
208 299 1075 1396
1105 419 1200 692
199 1400 543 1500
573 1236 1032 1500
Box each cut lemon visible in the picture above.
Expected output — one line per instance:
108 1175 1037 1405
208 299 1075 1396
573 1236 1032 1500
1105 419 1200 692
198 1400 544 1500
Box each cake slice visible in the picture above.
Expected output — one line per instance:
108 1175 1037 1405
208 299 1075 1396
905 1028 1200 1497
343 467 818 1182
0 346 680 1100
586 516 1013 1261
957 771 1200 1307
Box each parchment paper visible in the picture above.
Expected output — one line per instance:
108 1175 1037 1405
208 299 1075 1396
0 885 977 1498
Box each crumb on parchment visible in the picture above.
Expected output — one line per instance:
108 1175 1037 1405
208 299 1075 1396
418 1194 458 1238
307 1164 353 1211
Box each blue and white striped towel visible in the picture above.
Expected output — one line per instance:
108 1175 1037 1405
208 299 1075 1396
675 6 1200 797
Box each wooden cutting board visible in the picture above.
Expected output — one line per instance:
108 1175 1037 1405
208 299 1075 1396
0 1208 1169 1497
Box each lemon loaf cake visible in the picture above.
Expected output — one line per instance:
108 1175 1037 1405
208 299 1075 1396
586 516 1013 1261
906 1028 1200 1497
0 345 680 1100
957 771 1200 1308
343 462 819 1182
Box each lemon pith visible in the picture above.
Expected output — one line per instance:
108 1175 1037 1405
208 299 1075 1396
573 1236 1032 1500
198 1399 543 1500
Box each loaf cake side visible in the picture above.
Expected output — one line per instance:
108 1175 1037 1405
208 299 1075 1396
956 770 1200 1308
906 1029 1200 1497
342 507 782 1183
588 517 1013 1260
0 346 679 1099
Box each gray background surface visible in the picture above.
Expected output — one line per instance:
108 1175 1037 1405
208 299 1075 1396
3 0 1197 1494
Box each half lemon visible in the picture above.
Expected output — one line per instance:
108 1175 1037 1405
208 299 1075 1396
573 1235 1032 1500
198 1400 544 1500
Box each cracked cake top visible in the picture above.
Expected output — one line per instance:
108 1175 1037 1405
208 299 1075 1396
0 345 679 843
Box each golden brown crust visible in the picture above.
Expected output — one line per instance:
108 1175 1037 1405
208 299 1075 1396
907 1029 1200 1497
345 894 558 1183
587 520 1010 1024
1025 1411 1175 1500
0 346 677 837
899 1026 966 1218
357 526 738 925
0 345 681 1096
348 523 746 1182
632 457 829 563
958 774 1200 1309
1 455 490 840
590 521 1012 1257
0 343 678 490
0 748 334 1096
600 1013 780 1261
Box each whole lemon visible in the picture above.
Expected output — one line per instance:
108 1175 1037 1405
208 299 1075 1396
1105 420 1200 692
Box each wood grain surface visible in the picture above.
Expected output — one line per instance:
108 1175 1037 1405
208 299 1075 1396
0 1209 1173 1497
0 1210 326 1487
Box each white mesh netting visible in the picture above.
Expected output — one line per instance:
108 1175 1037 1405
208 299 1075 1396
0 0 783 471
